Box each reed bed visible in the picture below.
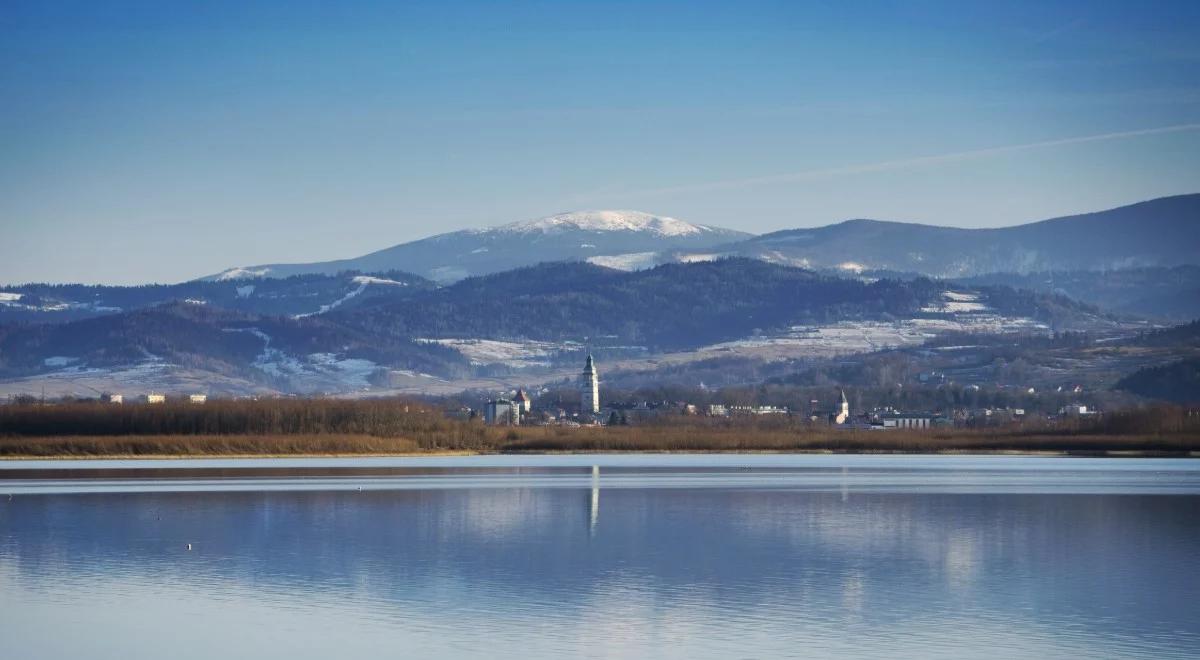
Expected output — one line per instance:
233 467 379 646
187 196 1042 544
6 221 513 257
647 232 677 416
1 399 1196 457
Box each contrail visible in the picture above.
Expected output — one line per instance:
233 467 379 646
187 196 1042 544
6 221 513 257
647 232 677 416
613 122 1200 199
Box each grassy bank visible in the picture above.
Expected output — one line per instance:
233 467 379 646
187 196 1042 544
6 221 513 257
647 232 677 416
2 399 1197 457
1 427 1197 458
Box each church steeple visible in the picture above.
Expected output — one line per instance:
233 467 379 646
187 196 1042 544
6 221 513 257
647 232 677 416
835 388 850 424
580 355 599 414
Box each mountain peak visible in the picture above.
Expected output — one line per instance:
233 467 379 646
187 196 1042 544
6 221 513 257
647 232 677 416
491 210 714 237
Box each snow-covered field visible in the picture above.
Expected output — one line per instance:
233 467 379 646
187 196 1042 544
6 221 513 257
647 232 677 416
223 327 383 392
0 292 121 314
921 290 990 313
424 338 578 368
586 252 660 271
698 315 1046 358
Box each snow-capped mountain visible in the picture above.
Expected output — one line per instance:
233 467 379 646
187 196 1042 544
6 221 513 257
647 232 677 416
491 210 719 237
205 210 751 283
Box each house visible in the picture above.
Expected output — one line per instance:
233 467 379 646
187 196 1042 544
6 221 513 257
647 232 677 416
101 393 123 404
189 394 208 404
145 394 166 404
707 404 728 417
484 398 521 425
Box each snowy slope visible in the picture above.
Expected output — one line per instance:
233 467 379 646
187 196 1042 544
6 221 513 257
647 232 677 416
206 210 751 284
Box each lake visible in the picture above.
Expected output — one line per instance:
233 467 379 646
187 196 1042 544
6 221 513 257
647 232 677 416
1 455 1198 659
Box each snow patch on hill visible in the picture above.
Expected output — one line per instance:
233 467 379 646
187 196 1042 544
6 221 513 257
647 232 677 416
224 327 380 391
294 276 408 318
425 338 579 369
492 211 714 237
587 252 660 271
921 291 990 314
216 267 273 281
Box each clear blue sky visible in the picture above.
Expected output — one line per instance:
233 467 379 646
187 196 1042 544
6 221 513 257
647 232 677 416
2 1 1199 284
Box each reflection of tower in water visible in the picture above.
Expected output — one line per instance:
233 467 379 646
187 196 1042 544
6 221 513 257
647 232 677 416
589 465 600 535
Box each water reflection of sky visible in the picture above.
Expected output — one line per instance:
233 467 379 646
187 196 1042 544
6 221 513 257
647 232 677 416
1 457 1198 659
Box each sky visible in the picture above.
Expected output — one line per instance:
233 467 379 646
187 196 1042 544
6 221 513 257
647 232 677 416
2 1 1199 284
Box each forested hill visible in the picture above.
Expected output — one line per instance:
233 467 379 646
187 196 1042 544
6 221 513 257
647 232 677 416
0 259 1106 386
0 302 468 380
0 270 434 324
335 258 1066 350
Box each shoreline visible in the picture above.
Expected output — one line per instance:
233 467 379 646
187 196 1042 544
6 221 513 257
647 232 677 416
2 449 1197 461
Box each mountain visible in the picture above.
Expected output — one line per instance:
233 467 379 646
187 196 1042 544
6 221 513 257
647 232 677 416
0 301 469 393
1 259 1111 396
701 194 1200 277
334 259 951 350
957 266 1200 321
0 271 434 324
206 210 751 284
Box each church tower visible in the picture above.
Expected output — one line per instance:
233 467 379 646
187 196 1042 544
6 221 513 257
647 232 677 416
580 355 600 414
834 388 850 425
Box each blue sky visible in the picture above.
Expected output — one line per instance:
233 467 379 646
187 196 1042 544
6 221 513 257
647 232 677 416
2 1 1199 284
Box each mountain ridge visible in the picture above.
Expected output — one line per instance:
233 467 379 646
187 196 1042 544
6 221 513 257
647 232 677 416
201 194 1200 284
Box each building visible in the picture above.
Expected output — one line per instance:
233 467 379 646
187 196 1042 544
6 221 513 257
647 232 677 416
484 398 521 425
145 393 166 404
189 394 208 404
1059 404 1093 417
101 393 123 404
513 388 531 413
879 412 938 429
832 389 850 425
580 355 599 415
707 404 728 417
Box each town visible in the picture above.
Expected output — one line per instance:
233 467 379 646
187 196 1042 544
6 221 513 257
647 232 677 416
472 356 1101 430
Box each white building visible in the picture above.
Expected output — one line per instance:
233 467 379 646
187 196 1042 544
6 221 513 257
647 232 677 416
880 413 937 429
513 388 531 413
833 389 850 425
484 399 521 425
145 393 166 404
189 394 208 404
102 393 123 404
580 355 599 415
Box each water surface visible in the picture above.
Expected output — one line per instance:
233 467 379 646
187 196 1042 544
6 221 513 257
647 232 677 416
1 455 1197 659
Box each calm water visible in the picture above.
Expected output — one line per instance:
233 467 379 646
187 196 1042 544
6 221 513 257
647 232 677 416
1 455 1198 659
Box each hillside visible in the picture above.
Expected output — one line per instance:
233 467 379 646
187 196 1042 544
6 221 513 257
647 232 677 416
702 194 1200 277
335 259 1109 349
0 260 1120 397
1116 359 1200 404
205 210 750 284
0 302 468 391
0 271 433 324
958 266 1200 321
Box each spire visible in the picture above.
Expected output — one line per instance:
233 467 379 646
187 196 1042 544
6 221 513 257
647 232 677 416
840 388 848 406
583 354 595 374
